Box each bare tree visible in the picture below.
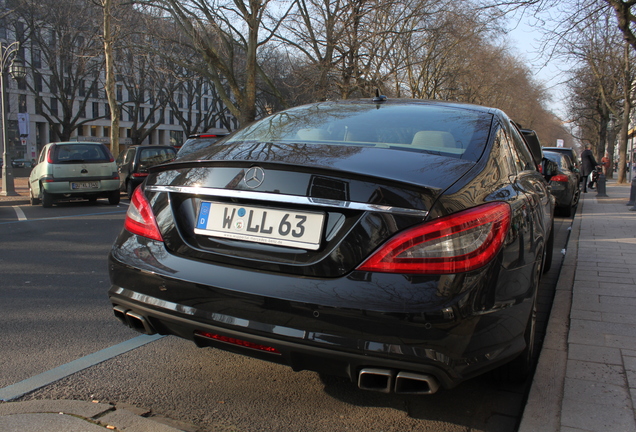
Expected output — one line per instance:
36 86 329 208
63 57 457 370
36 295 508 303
13 0 105 141
138 0 291 126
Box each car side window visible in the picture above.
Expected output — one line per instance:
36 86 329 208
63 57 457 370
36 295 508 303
495 128 517 175
39 147 46 164
124 148 135 164
507 126 535 172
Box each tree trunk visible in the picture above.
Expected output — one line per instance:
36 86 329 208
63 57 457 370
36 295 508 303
103 0 120 157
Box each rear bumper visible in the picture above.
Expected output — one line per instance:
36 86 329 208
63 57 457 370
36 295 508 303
43 178 120 195
108 238 535 389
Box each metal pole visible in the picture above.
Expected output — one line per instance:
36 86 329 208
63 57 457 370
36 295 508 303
0 42 18 196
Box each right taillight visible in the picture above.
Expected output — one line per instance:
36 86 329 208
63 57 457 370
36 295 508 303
124 187 163 242
357 202 511 274
550 174 569 183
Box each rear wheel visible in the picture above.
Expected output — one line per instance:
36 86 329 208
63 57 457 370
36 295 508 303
126 181 135 199
29 184 40 205
494 259 540 383
41 187 53 208
109 190 121 205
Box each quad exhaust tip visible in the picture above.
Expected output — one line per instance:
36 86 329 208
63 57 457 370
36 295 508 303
358 368 439 395
112 305 156 335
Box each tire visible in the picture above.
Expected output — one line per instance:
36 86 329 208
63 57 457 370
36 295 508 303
494 260 540 383
109 190 121 205
29 185 40 205
126 181 135 199
542 222 554 274
41 187 53 208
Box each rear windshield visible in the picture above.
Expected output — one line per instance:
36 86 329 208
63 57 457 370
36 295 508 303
544 152 567 168
225 102 493 160
52 144 112 164
139 147 176 165
177 137 224 158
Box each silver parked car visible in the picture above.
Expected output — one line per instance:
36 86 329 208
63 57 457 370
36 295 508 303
29 141 120 207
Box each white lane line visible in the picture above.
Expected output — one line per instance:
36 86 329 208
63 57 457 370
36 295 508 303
12 205 27 221
0 334 164 401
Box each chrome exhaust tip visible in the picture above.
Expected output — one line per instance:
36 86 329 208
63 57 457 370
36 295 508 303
123 310 156 335
358 368 393 393
394 371 439 395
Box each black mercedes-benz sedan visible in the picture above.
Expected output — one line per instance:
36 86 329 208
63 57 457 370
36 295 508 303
108 98 555 394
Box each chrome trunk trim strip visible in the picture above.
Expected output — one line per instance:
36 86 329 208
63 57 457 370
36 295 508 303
145 185 429 217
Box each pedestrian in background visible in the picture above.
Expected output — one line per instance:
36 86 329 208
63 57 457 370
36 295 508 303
581 144 598 193
601 153 611 176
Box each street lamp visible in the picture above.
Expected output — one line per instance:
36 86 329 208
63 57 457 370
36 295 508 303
1 41 27 197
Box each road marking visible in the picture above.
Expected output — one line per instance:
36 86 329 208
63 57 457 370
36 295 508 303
0 209 127 225
0 334 164 401
12 205 27 221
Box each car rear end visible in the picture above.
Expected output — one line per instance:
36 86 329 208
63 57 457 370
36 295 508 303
41 142 119 197
108 100 540 392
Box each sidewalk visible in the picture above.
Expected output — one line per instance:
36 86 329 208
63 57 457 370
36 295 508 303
520 178 636 432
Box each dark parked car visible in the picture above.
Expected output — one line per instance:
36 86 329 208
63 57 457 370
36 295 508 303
109 98 555 395
543 150 581 217
116 145 177 198
176 131 229 158
542 146 581 182
11 158 34 168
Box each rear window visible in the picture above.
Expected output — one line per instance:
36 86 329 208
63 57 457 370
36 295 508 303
177 137 224 158
225 102 493 160
138 147 176 165
544 152 566 168
52 144 112 164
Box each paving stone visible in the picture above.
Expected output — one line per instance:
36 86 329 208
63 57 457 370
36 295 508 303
568 344 622 365
561 399 636 431
565 359 626 386
563 377 631 407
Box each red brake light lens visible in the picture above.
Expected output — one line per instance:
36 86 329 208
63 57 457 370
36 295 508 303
357 202 511 274
47 145 55 163
194 331 281 354
550 174 569 182
124 187 163 241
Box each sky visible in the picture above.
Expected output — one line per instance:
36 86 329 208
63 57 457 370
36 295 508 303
506 12 570 119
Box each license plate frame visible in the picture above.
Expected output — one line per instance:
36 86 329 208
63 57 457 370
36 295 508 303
70 181 100 190
194 201 325 250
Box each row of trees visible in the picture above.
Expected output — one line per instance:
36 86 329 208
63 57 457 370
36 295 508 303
7 0 577 157
502 0 635 183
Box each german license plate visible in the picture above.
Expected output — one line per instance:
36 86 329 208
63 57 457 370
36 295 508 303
71 181 99 189
194 201 325 250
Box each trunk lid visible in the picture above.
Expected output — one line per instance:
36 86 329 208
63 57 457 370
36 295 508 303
146 142 476 277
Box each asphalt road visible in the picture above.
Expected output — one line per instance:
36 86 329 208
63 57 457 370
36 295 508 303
0 186 573 432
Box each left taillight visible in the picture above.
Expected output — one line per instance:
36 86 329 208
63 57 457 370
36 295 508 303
124 187 163 242
357 202 511 274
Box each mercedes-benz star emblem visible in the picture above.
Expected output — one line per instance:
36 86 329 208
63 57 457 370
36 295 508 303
244 166 265 189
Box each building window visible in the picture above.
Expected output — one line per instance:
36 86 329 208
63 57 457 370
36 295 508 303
92 102 99 118
91 81 99 98
105 103 111 119
139 107 145 122
178 93 183 108
169 110 174 125
32 49 42 69
19 94 27 113
34 74 43 92
79 80 85 97
170 130 183 147
116 85 123 101
91 126 98 137
50 98 58 116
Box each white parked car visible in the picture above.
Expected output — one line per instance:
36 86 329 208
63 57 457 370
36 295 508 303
29 141 120 207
